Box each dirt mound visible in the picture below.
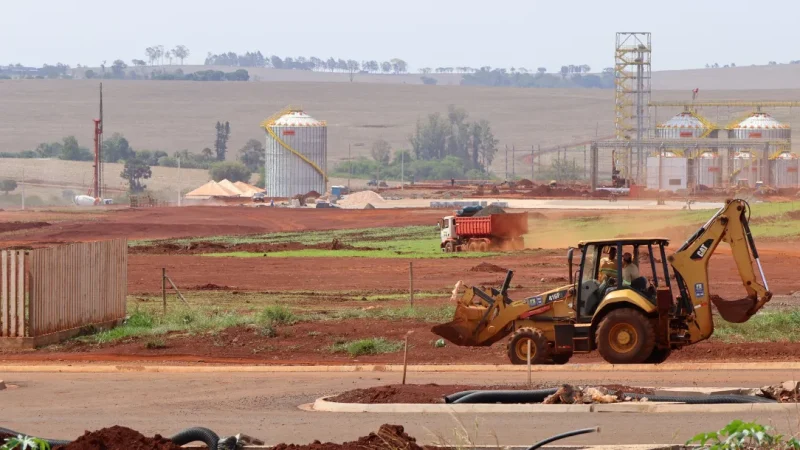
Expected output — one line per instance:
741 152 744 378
54 426 182 450
525 185 551 196
338 191 386 209
474 205 505 216
132 240 366 255
470 262 508 273
0 221 50 233
328 384 655 404
516 178 534 188
591 189 612 198
193 283 232 290
272 424 422 450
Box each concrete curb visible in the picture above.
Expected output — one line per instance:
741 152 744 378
3 361 800 373
309 396 798 414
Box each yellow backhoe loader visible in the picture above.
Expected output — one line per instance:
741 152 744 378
432 198 772 364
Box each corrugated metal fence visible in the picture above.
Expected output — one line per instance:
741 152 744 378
0 239 127 343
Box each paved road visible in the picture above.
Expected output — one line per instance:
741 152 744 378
1 368 794 446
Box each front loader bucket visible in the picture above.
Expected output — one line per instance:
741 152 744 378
430 281 490 346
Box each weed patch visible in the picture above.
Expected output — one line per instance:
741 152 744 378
330 338 403 357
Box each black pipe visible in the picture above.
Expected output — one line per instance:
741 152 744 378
624 393 776 404
451 389 558 404
169 427 220 449
444 390 479 404
526 427 599 450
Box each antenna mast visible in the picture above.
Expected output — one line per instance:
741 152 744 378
92 83 103 200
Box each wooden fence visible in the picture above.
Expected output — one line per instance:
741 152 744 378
0 239 127 348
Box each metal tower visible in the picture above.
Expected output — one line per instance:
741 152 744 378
614 32 651 185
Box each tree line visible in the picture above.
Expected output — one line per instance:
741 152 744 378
204 52 409 74
461 67 615 89
334 105 499 181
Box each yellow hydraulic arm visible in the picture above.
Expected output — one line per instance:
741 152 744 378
668 199 771 344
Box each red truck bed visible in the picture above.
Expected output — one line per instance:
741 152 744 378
455 213 528 238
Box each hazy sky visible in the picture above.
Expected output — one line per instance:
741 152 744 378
3 0 798 72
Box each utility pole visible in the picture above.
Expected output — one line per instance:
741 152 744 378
512 145 516 181
400 152 404 190
504 145 508 181
348 144 352 191
530 145 535 181
177 157 182 206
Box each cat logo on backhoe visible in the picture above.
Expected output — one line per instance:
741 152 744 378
691 239 714 260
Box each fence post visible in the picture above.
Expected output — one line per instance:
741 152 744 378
162 268 167 314
409 262 414 307
402 332 411 385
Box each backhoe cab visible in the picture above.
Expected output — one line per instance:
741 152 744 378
432 199 771 365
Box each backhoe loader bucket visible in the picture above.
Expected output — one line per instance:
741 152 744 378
710 294 765 324
430 281 490 346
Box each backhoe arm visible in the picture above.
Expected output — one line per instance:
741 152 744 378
668 199 771 343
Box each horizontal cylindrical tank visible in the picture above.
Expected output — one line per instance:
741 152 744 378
730 112 791 140
73 195 97 206
646 154 687 191
771 152 799 188
696 151 721 187
656 111 708 139
264 109 327 198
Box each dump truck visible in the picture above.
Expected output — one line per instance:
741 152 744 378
440 212 528 252
432 198 772 365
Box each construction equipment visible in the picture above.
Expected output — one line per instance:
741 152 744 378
439 212 528 252
432 198 771 364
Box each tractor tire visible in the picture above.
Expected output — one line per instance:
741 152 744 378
596 309 655 364
478 241 489 252
644 347 671 364
507 328 550 365
550 353 572 365
444 242 454 253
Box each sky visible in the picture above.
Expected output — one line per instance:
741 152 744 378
2 0 799 72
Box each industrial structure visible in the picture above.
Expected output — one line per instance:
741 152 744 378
614 32 652 184
262 107 328 198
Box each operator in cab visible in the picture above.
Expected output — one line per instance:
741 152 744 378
599 247 617 281
622 252 639 286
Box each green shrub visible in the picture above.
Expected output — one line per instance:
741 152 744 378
330 338 403 357
258 305 296 325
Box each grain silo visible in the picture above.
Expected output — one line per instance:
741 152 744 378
695 151 721 187
732 151 756 187
730 112 791 187
770 151 799 188
656 110 709 139
262 108 327 198
730 112 791 140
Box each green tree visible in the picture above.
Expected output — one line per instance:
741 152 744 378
214 121 231 161
410 113 449 161
380 61 392 73
470 119 498 169
390 58 408 74
102 133 135 162
84 69 96 79
111 59 127 78
121 157 152 193
238 138 264 172
0 179 17 195
209 161 251 182
59 136 93 161
346 59 360 82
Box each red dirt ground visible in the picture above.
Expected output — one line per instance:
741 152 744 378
0 206 445 247
272 424 426 450
4 318 800 364
0 221 50 233
327 383 654 404
54 426 182 450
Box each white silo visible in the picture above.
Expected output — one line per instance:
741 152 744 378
695 151 721 188
730 112 791 140
770 151 799 188
731 112 791 187
262 108 327 198
656 110 708 139
732 151 756 187
647 151 688 192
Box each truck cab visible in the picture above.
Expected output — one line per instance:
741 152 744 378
440 216 457 251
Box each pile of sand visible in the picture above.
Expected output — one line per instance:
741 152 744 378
338 190 386 209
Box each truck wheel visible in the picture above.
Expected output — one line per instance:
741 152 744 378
478 241 489 252
507 328 549 365
467 241 478 252
596 309 655 364
444 242 454 253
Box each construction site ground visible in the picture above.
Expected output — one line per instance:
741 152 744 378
2 204 800 365
2 368 798 446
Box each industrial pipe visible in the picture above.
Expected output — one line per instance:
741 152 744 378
446 390 776 405
526 427 599 450
450 389 558 404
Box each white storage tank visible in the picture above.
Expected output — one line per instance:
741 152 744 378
656 111 709 139
695 151 721 187
771 152 799 188
732 151 757 187
263 109 327 198
730 112 791 140
647 151 687 192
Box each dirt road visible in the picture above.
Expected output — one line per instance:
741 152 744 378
0 368 794 446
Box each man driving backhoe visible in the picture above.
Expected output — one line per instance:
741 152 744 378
599 246 617 281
